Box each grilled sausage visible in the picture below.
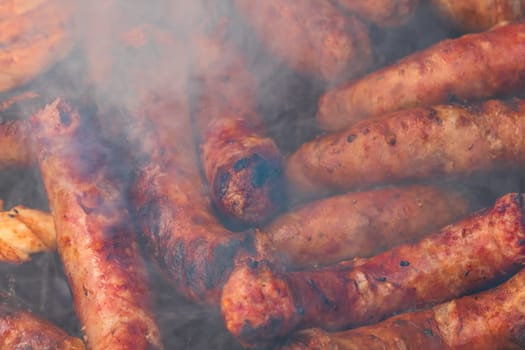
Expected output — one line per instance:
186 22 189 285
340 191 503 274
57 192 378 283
431 0 525 32
317 21 525 131
288 99 525 201
31 99 162 350
279 266 525 350
190 34 284 227
0 291 85 350
233 0 372 84
221 193 525 346
258 185 473 269
333 0 419 27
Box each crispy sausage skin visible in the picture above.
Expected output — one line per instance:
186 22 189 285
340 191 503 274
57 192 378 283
258 185 473 270
431 0 525 32
0 292 85 350
288 99 525 201
317 21 525 131
191 34 284 227
233 0 372 84
279 267 525 350
31 99 162 350
221 193 525 346
333 0 419 27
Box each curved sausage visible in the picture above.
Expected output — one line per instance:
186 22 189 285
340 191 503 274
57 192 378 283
190 34 284 227
0 291 85 349
334 0 419 27
233 0 372 84
221 193 525 346
31 99 163 350
317 21 525 131
288 99 525 201
279 266 525 350
431 0 525 32
259 185 473 269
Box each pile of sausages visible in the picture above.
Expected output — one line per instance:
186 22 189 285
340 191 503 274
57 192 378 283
2 0 525 349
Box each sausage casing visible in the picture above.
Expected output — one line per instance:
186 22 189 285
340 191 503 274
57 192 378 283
233 0 372 84
31 99 162 350
317 21 525 131
288 99 525 201
279 266 525 350
222 193 525 346
258 185 473 269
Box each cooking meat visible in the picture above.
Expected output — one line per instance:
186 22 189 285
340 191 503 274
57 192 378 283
0 0 72 46
0 0 47 19
0 205 55 264
333 0 419 27
221 193 525 346
258 185 473 269
0 291 85 349
0 0 75 93
279 266 525 350
0 120 33 169
31 99 163 350
233 0 372 84
317 21 525 131
190 33 284 227
288 99 525 201
431 0 525 32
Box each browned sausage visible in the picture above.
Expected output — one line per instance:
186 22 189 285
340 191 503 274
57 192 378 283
190 33 284 227
30 99 162 350
258 185 473 269
317 21 525 131
221 193 525 346
279 267 525 350
334 0 419 27
233 0 372 84
288 99 525 201
0 291 85 349
431 0 525 32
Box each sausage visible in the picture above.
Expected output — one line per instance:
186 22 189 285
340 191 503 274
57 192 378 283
431 0 525 32
0 0 73 46
233 0 372 84
333 0 419 27
0 291 85 350
128 90 257 304
0 0 75 93
221 193 525 346
190 33 284 227
258 185 473 270
30 99 163 350
288 99 525 201
0 205 55 264
317 21 525 131
279 267 525 350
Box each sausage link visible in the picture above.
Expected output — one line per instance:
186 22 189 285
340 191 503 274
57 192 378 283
258 185 473 269
221 193 525 346
288 99 525 201
334 0 419 27
431 0 525 32
191 34 284 227
317 21 525 131
31 99 162 350
279 266 525 350
0 292 85 350
233 0 372 84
